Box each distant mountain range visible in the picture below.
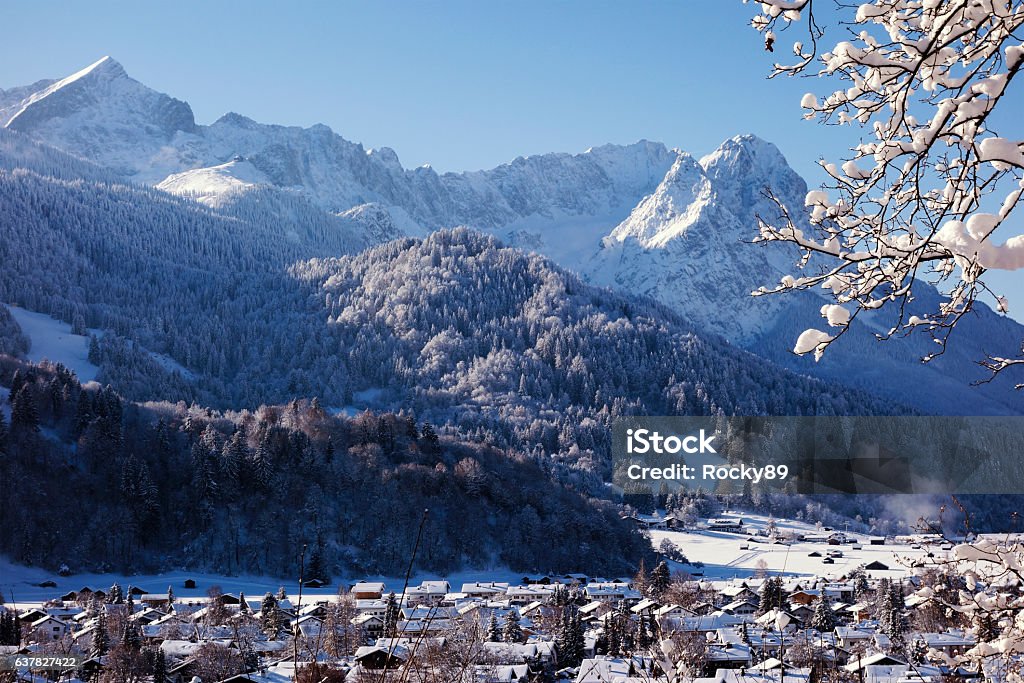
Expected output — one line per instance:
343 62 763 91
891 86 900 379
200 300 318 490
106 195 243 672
2 56 1022 415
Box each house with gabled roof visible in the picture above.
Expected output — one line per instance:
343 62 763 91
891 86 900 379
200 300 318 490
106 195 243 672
351 582 386 600
461 582 510 599
505 585 554 605
584 582 640 604
30 615 69 641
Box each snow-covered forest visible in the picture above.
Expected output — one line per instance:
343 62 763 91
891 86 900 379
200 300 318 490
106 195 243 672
0 356 649 576
0 137 902 486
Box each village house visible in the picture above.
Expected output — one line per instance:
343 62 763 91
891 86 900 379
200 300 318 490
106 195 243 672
350 582 386 600
461 582 510 599
405 580 450 605
505 584 555 605
721 599 758 617
30 615 69 641
583 582 640 604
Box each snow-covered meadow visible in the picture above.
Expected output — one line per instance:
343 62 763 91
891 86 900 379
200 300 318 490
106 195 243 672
4 304 98 382
648 512 938 583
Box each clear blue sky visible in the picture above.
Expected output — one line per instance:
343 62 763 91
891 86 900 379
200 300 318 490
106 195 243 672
2 0 1023 308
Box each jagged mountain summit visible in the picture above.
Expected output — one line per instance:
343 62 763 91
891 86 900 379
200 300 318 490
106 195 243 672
590 136 803 343
0 56 675 240
0 56 196 174
3 56 1023 415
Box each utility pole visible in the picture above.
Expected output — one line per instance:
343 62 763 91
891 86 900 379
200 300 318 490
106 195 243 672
293 543 307 676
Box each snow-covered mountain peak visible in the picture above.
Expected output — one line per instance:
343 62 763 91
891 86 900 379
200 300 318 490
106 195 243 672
698 134 787 177
698 134 807 217
62 55 126 83
587 134 815 345
606 152 711 247
1 56 197 177
2 55 194 135
213 112 260 129
367 146 402 171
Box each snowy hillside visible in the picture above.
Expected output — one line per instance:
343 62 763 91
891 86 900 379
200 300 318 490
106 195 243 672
2 304 98 382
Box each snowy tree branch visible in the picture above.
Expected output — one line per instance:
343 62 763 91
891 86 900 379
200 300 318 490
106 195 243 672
746 0 1024 383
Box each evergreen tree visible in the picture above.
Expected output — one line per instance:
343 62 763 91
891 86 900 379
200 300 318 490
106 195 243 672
556 605 584 667
404 415 418 440
549 583 568 607
91 609 109 657
606 612 621 656
486 612 501 642
382 592 399 639
260 592 282 638
250 441 272 491
502 611 523 644
420 423 441 456
10 385 39 433
649 561 671 598
306 541 327 582
757 578 778 616
9 370 25 399
152 648 167 683
889 581 905 610
238 592 250 615
811 596 836 633
107 582 124 604
636 614 651 649
0 611 20 646
852 568 870 601
569 608 585 666
121 619 141 650
878 587 908 654
221 430 247 488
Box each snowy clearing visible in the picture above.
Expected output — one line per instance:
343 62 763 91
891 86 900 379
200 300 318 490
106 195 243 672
3 304 98 382
649 512 937 583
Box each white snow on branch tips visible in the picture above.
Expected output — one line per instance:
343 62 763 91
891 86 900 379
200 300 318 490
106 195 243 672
935 219 1024 271
819 304 850 327
979 137 1024 169
744 0 1024 375
804 190 829 206
793 328 833 361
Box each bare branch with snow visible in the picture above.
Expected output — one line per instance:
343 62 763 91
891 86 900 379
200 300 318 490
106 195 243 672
745 0 1024 383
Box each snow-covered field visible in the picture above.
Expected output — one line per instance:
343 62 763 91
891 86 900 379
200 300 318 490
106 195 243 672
649 512 938 583
0 512 942 607
0 554 535 608
4 303 194 383
4 304 99 382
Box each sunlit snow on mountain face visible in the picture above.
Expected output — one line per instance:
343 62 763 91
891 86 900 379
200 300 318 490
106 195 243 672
3 57 1024 414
